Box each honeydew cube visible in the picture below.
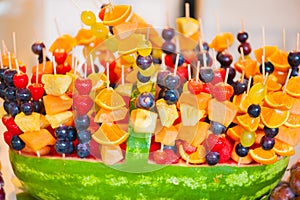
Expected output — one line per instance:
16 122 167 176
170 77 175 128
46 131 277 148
15 112 40 132
156 99 178 128
180 103 205 126
130 108 157 133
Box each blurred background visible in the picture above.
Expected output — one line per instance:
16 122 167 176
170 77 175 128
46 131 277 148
0 0 300 199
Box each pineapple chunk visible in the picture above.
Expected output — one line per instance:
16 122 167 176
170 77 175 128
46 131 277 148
130 108 157 133
42 74 72 96
115 83 133 97
180 103 205 126
15 112 40 132
100 144 123 165
19 129 56 151
156 99 178 128
46 111 73 128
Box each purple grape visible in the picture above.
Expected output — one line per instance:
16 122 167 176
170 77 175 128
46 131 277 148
32 100 45 114
197 52 212 67
136 55 153 70
55 138 74 154
0 187 5 200
233 80 248 95
77 129 92 144
235 143 249 157
238 42 252 55
164 74 180 90
136 92 155 109
7 101 20 117
260 135 275 150
55 125 69 139
75 115 90 131
237 32 248 43
137 71 151 83
31 41 46 55
288 51 300 67
20 102 34 115
199 67 214 83
162 41 176 54
206 151 220 165
217 52 233 66
247 104 261 118
76 143 91 158
156 70 170 88
264 126 279 138
16 88 32 102
10 135 25 150
67 126 77 141
209 121 226 135
3 69 17 86
162 27 175 41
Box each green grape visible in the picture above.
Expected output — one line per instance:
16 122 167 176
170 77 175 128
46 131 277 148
91 22 109 38
81 10 96 26
248 82 266 104
240 130 256 147
137 40 152 56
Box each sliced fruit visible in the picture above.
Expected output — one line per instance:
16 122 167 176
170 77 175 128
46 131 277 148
45 111 73 128
176 17 200 50
41 74 72 96
113 21 138 39
231 142 253 164
178 144 206 164
156 99 179 128
178 92 211 110
92 123 129 145
253 74 282 92
276 126 300 146
273 139 295 156
130 108 158 133
155 125 178 146
289 97 300 115
284 113 300 128
14 112 40 132
180 103 205 126
49 34 77 53
19 129 56 151
209 32 234 52
249 147 278 165
100 144 124 165
260 106 289 128
102 5 132 26
115 83 133 97
264 91 293 110
43 94 73 115
94 107 128 123
234 59 258 79
253 46 279 63
95 87 126 110
236 113 260 132
190 122 210 147
268 50 290 72
75 28 96 45
286 76 300 97
226 125 245 141
207 99 238 127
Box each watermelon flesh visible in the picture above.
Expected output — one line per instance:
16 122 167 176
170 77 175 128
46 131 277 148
10 150 288 200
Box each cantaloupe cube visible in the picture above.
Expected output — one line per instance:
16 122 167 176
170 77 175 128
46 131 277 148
155 125 178 146
19 129 56 151
43 94 73 115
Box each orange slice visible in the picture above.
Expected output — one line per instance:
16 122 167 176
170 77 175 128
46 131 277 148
231 142 253 164
95 87 126 110
233 93 251 113
273 139 295 156
286 76 300 97
209 32 234 52
249 147 278 165
254 130 264 144
276 126 300 146
226 125 245 141
75 28 96 45
253 74 282 92
49 34 77 53
236 113 260 132
234 59 258 79
92 123 129 145
178 144 206 164
264 91 293 110
253 46 279 63
268 50 290 72
94 107 128 123
284 113 300 128
260 106 289 128
289 97 300 115
102 5 132 26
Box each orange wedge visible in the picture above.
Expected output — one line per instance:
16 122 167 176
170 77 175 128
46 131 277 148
234 59 258 79
102 5 132 26
284 113 300 128
236 113 260 132
49 34 77 53
226 125 245 141
209 32 234 52
231 142 253 164
268 50 290 72
75 28 96 45
254 130 264 144
286 76 300 97
92 122 129 145
289 97 300 115
94 107 128 123
273 139 295 156
276 126 300 146
179 144 206 164
264 91 293 110
249 147 278 165
260 106 289 128
95 87 126 110
253 46 279 63
253 74 282 92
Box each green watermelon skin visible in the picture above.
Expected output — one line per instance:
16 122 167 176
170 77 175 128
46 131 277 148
10 150 288 200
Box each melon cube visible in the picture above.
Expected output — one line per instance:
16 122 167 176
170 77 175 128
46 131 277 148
43 94 73 115
100 144 123 165
19 129 56 151
180 104 205 126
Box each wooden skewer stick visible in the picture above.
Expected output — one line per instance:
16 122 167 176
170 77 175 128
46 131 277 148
42 48 46 73
121 65 125 85
70 0 82 11
241 19 245 33
36 59 39 83
36 151 40 158
160 144 164 152
73 57 77 75
282 28 286 52
212 48 217 69
215 13 220 35
90 54 95 74
12 32 17 57
54 18 61 36
187 64 191 81
246 76 252 95
185 2 190 18
263 72 269 85
165 9 170 28
106 62 110 89
240 47 245 61
173 53 180 75
161 53 166 70
0 49 3 68
203 48 207 68
262 56 265 79
262 26 266 57
296 33 299 52
241 70 245 83
2 40 7 55
15 59 20 75
146 25 150 42
196 61 200 81
52 56 57 75
283 68 292 94
199 17 204 40
8 52 12 69
224 67 229 84
84 62 88 79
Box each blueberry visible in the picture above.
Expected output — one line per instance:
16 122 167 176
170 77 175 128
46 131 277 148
76 143 91 158
20 102 34 115
260 135 275 150
3 69 17 86
163 89 179 104
77 130 92 144
156 70 170 88
290 67 299 77
172 54 185 66
247 104 261 118
67 126 77 141
10 135 25 150
0 67 8 82
32 100 45 114
55 138 74 154
233 80 248 95
164 74 180 90
55 125 69 139
288 51 300 67
75 115 90 131
8 101 20 117
5 86 16 102
235 143 249 157
206 151 220 165
3 100 9 113
136 92 155 109
16 88 32 102
264 126 279 138
136 55 153 70
221 66 236 81
0 82 7 99
209 121 226 135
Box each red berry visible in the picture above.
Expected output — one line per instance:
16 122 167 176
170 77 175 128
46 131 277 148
56 62 72 75
175 66 188 83
30 73 42 84
187 79 203 94
153 150 168 164
74 78 92 95
4 131 14 145
98 7 106 21
13 73 29 88
164 149 180 164
177 140 197 154
204 134 232 163
211 83 234 101
19 65 27 73
164 54 174 68
2 115 22 135
53 48 68 65
211 68 226 85
73 94 94 116
28 83 45 101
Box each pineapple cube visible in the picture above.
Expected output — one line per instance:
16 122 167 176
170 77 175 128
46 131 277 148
15 112 40 132
130 108 157 133
42 74 72 96
156 99 178 128
180 103 205 126
46 111 73 128
100 144 123 165
115 83 133 97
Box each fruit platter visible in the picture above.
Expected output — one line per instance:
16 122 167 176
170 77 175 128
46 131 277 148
1 2 300 200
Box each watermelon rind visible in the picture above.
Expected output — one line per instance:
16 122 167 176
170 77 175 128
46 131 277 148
10 150 288 200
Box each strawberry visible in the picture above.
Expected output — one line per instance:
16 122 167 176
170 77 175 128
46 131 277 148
73 95 93 116
210 68 226 85
204 134 233 163
28 83 45 101
3 131 14 145
210 83 234 102
74 78 92 95
2 115 22 135
176 139 197 154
